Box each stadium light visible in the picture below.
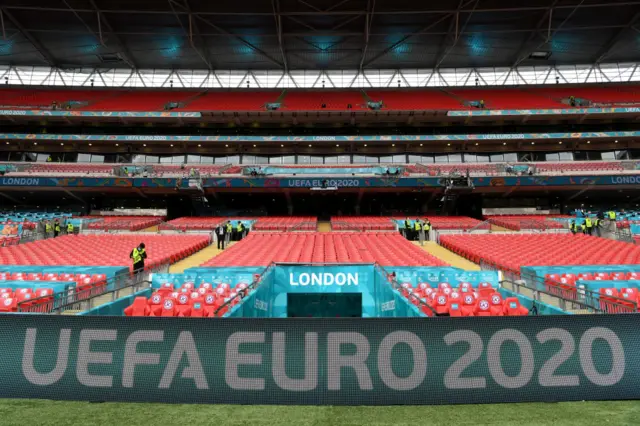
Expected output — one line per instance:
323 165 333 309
225 144 229 147
143 144 147 147
531 142 535 145
615 140 619 143
115 144 119 146
503 142 506 145
587 141 591 144
5 142 8 145
559 141 563 144
529 51 552 60
33 142 37 145
419 144 423 147
198 144 202 147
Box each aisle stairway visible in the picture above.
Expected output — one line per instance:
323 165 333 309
490 224 511 232
318 222 332 232
142 225 159 232
414 241 480 270
168 243 226 273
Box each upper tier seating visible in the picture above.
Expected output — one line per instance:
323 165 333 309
367 90 465 110
25 163 115 176
252 217 317 231
450 88 565 109
485 215 569 231
202 232 448 267
535 86 640 106
159 217 226 231
534 162 624 173
82 216 165 231
420 216 488 231
330 217 396 231
440 234 640 273
175 91 280 111
81 90 196 111
2 85 640 112
0 234 209 270
281 90 366 111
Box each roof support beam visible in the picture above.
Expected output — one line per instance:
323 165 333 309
511 0 560 68
512 0 586 69
433 0 478 69
592 11 640 64
168 0 215 69
5 3 640 15
88 0 138 69
272 0 288 71
1 8 56 66
362 13 452 68
358 0 374 71
193 15 285 69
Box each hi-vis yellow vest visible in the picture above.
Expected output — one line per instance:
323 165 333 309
132 248 145 264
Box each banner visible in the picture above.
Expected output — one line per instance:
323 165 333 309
0 314 638 405
0 110 200 118
0 131 637 143
0 223 22 237
448 107 640 116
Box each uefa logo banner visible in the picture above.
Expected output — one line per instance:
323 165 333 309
0 314 637 405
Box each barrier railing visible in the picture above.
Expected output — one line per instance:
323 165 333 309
375 263 437 317
212 262 275 317
15 265 167 314
502 275 638 314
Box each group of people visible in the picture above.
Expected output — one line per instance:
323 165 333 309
403 218 432 245
569 210 616 236
44 219 74 238
214 220 248 250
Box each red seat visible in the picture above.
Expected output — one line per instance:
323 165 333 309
0 297 17 312
473 297 492 316
124 297 151 317
477 282 494 297
448 301 463 317
503 297 529 316
433 292 449 315
147 292 164 316
459 293 476 316
489 293 504 316
174 293 192 317
160 298 176 317
190 299 205 317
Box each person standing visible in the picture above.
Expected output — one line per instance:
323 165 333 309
594 217 601 237
584 217 593 236
129 243 147 275
53 220 61 238
569 220 577 235
404 217 412 240
423 218 432 242
414 218 422 243
216 224 226 250
67 221 74 235
225 220 233 245
44 221 52 239
237 221 245 240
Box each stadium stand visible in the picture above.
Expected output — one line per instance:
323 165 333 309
393 216 489 230
281 90 366 110
366 89 465 110
82 215 165 231
398 281 529 317
175 91 280 111
440 233 640 273
202 232 448 267
252 217 317 231
450 88 566 109
484 215 569 230
0 234 209 270
159 217 225 231
4 86 640 111
330 217 396 231
124 281 253 317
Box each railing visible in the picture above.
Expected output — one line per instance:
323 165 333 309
503 275 638 314
15 265 167 314
212 262 275 317
52 278 151 315
375 263 437 317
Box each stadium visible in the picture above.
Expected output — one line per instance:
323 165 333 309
1 0 640 424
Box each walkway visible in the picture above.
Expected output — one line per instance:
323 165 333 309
169 244 224 273
142 225 159 232
318 221 332 232
414 241 481 270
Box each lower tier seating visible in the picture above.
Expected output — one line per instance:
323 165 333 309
0 234 209 270
203 232 448 267
440 234 640 273
124 281 251 317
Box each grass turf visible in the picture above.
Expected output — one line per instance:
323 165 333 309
0 400 639 426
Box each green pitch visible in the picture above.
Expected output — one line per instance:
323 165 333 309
0 399 639 426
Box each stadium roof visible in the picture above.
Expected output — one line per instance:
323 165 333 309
1 0 640 71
